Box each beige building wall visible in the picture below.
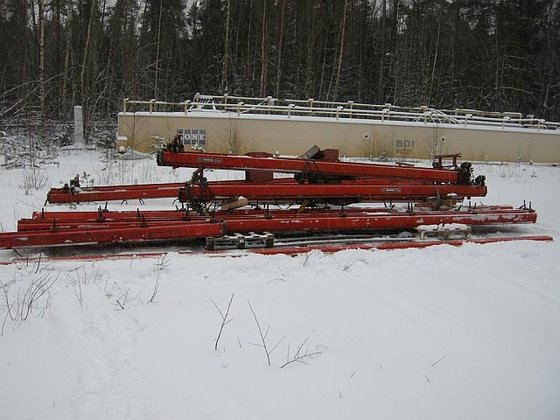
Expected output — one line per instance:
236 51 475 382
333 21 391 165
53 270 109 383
117 112 560 163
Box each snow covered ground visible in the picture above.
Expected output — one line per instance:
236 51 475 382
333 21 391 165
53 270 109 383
0 150 559 420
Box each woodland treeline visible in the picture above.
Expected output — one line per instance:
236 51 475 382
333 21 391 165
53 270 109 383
1 0 560 133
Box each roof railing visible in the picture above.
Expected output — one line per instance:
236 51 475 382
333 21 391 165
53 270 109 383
121 94 559 131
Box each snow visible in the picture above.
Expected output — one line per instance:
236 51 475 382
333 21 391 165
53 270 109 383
1 150 560 419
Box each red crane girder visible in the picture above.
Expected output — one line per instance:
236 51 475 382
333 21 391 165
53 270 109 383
157 150 467 184
178 182 487 202
47 182 185 204
0 147 542 252
0 222 222 249
0 207 536 249
46 177 486 204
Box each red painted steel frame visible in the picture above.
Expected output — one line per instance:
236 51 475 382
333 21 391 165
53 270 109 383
47 182 184 203
46 179 303 204
178 183 487 202
158 150 465 183
0 207 537 249
252 235 554 255
0 235 552 266
220 209 537 234
47 178 487 204
0 223 222 249
20 206 523 229
28 204 516 223
46 150 480 204
0 147 541 253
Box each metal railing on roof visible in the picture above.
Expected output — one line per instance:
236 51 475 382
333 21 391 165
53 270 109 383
121 94 559 131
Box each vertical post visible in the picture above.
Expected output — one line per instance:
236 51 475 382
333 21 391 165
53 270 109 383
336 106 343 120
74 105 84 150
224 94 229 111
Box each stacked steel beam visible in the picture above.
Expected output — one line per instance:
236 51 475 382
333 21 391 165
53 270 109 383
0 147 546 251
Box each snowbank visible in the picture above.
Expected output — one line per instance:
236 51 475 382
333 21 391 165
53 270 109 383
1 151 559 419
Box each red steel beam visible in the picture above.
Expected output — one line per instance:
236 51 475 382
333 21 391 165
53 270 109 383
23 205 520 230
46 178 303 204
27 207 404 224
3 207 537 249
220 210 537 235
22 206 526 230
252 235 554 255
0 235 552 265
158 150 466 183
178 183 487 202
17 210 402 231
0 208 542 249
17 219 212 232
51 181 183 192
47 183 184 204
0 222 222 249
46 176 458 204
31 209 190 221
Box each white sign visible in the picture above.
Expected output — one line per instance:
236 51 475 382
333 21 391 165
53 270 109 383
178 129 207 146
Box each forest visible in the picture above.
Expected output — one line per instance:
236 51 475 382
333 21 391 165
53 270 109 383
1 0 559 137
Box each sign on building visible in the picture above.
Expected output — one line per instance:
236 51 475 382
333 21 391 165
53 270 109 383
395 139 415 150
178 129 207 147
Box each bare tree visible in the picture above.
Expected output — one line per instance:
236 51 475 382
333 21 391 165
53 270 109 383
259 0 269 96
1 272 58 335
209 293 235 350
222 0 232 91
2 0 560 128
281 337 322 369
330 0 348 101
274 0 286 97
81 0 97 107
147 270 161 304
115 288 131 310
378 0 387 101
38 0 46 142
247 301 284 366
154 0 163 98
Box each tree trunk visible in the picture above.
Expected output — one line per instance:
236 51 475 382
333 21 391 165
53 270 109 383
39 0 46 142
428 5 442 105
332 0 348 101
378 0 386 102
81 0 97 140
274 0 286 98
259 0 268 96
154 0 163 99
222 0 231 92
